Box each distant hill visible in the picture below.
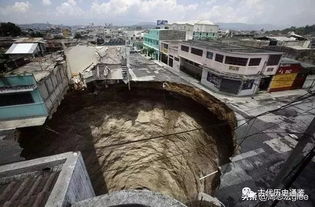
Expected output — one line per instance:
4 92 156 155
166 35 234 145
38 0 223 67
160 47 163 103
136 22 155 25
217 23 285 31
266 24 315 36
18 23 70 30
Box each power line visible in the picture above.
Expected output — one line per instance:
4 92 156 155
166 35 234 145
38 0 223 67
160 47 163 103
235 92 315 131
96 121 231 149
96 128 313 174
235 96 314 149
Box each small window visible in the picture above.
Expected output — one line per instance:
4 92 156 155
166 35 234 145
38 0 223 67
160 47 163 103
215 54 224 63
225 56 248 66
175 57 179 61
0 92 34 106
181 45 189 52
267 55 281 66
206 51 213 59
191 47 203 56
249 58 261 66
267 68 273 72
242 80 255 90
163 44 168 49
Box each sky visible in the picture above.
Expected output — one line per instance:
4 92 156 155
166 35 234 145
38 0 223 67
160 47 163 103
0 0 314 26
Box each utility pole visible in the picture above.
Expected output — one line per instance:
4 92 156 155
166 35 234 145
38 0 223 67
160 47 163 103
270 117 315 206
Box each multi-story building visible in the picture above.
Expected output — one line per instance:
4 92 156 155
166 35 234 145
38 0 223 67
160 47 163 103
178 40 283 96
143 29 185 60
0 53 69 129
160 40 182 70
167 20 219 40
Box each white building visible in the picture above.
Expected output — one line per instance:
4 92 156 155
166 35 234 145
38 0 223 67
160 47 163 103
5 37 46 58
160 40 182 71
167 20 218 40
177 40 283 96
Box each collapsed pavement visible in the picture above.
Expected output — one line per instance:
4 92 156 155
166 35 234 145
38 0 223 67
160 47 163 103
18 81 236 205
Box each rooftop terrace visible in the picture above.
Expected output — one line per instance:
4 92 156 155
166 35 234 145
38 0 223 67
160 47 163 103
4 53 64 82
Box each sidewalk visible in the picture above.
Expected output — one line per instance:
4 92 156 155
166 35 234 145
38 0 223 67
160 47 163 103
152 59 310 118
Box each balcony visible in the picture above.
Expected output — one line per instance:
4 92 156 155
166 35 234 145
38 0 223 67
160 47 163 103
0 102 48 120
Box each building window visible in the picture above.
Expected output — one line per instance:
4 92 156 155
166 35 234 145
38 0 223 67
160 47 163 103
215 54 224 63
0 92 34 107
225 56 248 66
267 55 281 66
181 45 189 52
207 72 221 87
175 57 179 61
267 68 273 72
191 47 203 56
242 80 255 90
249 58 261 66
206 51 213 59
163 44 168 49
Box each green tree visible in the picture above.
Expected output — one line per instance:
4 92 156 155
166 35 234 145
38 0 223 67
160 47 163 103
74 33 82 39
30 31 44 37
0 22 21 37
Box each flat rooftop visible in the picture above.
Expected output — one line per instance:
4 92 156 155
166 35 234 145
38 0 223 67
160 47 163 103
280 57 315 68
181 40 283 54
4 53 64 82
280 57 300 64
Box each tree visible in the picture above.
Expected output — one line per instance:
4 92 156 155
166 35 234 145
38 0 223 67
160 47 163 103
74 33 82 39
0 22 21 37
30 31 44 37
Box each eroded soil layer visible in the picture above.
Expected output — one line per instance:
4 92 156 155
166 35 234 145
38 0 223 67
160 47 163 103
19 82 235 203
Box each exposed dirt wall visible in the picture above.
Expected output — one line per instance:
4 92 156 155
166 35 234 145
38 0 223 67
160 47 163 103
19 82 236 204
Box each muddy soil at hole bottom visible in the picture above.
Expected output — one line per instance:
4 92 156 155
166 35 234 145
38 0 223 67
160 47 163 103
19 86 234 203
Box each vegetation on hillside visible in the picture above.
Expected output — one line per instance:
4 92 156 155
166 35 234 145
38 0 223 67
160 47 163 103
266 24 315 36
0 22 22 37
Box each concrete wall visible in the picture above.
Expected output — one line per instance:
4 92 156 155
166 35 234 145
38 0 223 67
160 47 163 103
45 152 95 207
160 30 186 41
168 24 194 40
38 62 69 118
72 190 187 207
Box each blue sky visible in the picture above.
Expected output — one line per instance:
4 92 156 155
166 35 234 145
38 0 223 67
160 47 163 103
0 0 314 26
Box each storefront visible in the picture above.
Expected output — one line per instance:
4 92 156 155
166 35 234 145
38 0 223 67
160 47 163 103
201 67 261 96
268 58 303 92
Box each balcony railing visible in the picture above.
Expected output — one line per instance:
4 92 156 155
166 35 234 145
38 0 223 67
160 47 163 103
0 102 48 120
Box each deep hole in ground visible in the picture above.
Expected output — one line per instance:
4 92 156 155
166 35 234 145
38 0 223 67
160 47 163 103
19 82 236 204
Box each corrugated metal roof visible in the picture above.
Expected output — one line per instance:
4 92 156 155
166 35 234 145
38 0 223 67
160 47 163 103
0 169 60 207
5 43 39 55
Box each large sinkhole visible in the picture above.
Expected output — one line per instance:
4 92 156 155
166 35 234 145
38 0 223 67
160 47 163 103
19 81 236 203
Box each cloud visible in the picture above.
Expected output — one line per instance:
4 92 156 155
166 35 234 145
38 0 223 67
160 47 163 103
0 0 315 26
12 1 30 13
42 0 52 6
56 0 83 16
90 0 198 22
